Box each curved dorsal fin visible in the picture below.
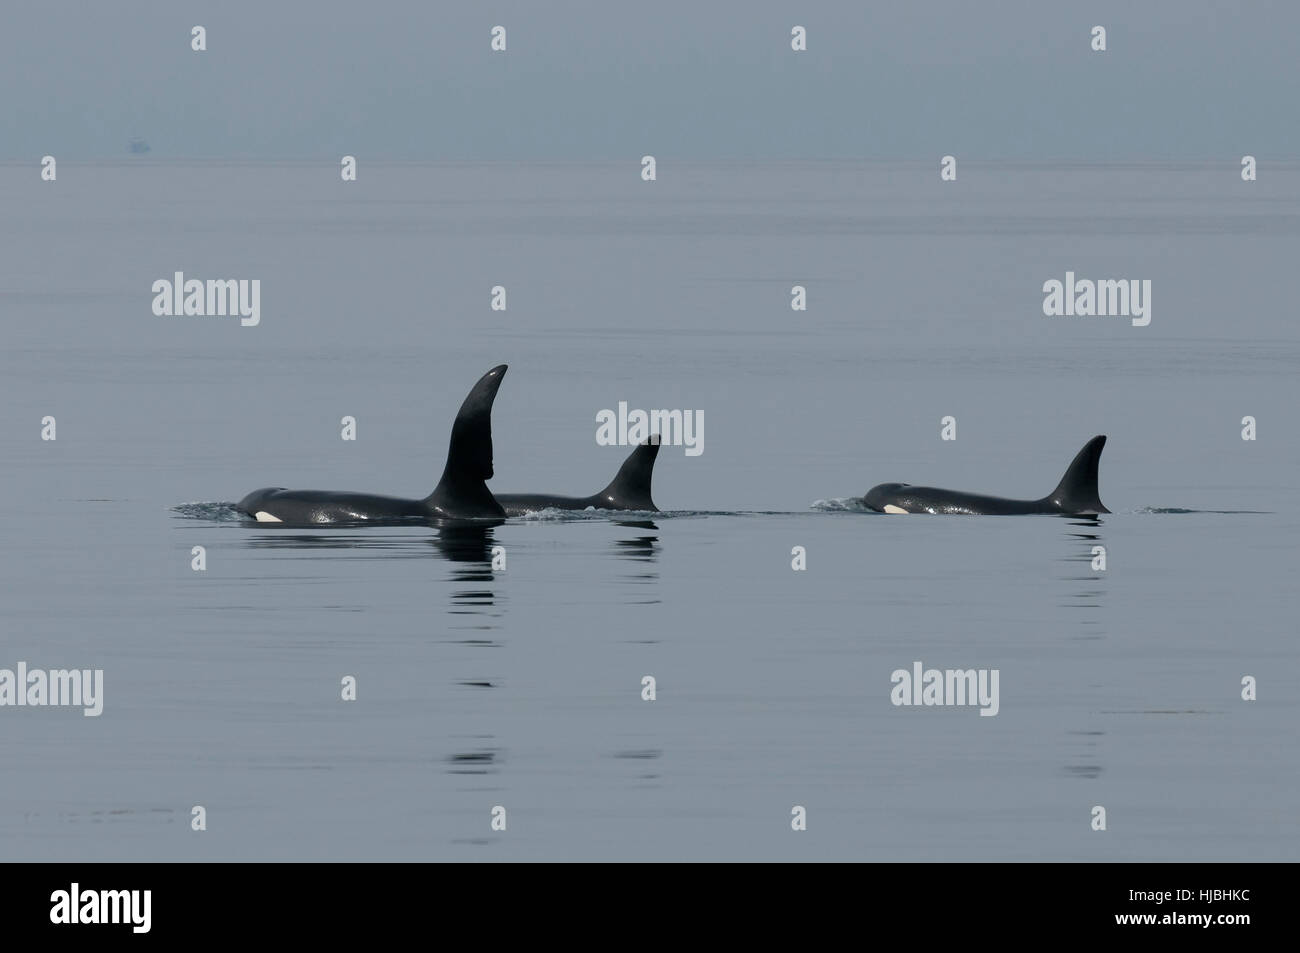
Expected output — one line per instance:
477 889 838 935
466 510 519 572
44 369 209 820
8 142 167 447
593 435 661 511
424 365 508 518
1044 435 1109 514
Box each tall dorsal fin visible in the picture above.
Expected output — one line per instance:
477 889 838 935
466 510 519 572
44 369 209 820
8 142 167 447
1043 435 1109 514
593 436 661 511
424 364 508 518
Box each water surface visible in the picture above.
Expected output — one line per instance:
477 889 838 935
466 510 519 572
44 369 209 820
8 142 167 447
1 161 1297 860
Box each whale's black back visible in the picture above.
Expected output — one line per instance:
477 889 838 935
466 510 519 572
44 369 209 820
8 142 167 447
235 364 509 524
864 435 1110 515
496 437 661 515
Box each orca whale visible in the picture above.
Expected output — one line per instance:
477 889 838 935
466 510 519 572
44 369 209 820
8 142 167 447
495 436 661 515
863 435 1110 515
235 365 508 524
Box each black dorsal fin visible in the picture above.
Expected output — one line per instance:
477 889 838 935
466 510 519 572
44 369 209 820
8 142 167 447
424 365 508 518
1043 435 1109 514
593 436 661 511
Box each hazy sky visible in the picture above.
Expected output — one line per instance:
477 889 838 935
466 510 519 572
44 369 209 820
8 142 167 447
3 0 1297 160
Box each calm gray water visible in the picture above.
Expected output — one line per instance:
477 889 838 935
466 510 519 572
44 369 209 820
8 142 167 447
1 161 1297 860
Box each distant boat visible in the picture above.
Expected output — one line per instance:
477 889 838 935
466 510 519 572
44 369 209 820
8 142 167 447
127 137 151 154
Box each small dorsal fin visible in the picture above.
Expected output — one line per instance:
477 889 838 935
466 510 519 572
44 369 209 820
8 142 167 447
1044 435 1109 514
593 436 661 511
